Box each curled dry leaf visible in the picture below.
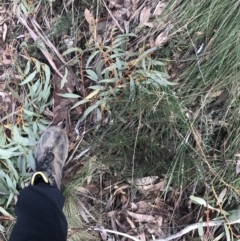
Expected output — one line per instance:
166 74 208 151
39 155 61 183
134 201 151 214
155 30 168 47
131 202 138 211
126 216 136 229
126 211 155 222
209 90 223 98
126 176 158 186
149 36 155 48
113 185 129 196
153 2 167 16
3 23 7 42
217 188 227 205
236 160 240 174
84 8 94 25
139 7 151 26
142 180 166 192
107 210 117 218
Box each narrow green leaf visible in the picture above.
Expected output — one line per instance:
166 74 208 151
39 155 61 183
44 64 51 85
224 223 231 241
129 77 136 102
34 59 41 72
37 122 47 132
96 60 103 80
60 68 68 89
86 50 100 68
23 109 41 117
20 70 37 85
71 99 90 109
86 69 98 81
22 125 37 140
0 148 22 159
39 118 51 125
214 232 225 241
99 78 116 83
85 89 100 100
96 108 102 122
110 52 125 58
13 126 37 146
88 85 104 90
197 222 204 240
6 85 22 103
57 93 80 98
24 61 31 75
27 150 35 171
20 3 28 15
33 122 38 136
0 127 5 145
6 175 16 194
82 104 99 119
190 195 229 215
6 159 18 181
62 47 82 56
6 192 14 208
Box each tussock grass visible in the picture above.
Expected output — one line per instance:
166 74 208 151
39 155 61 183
159 0 240 207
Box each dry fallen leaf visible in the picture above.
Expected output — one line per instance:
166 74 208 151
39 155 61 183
155 31 168 47
126 216 136 229
236 160 240 174
3 23 7 42
217 188 227 205
139 7 151 25
135 201 151 214
153 2 167 16
127 211 155 222
149 36 155 48
126 176 158 186
84 8 94 25
209 90 223 98
142 180 166 192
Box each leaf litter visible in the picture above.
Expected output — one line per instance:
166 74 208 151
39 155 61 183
2 0 236 240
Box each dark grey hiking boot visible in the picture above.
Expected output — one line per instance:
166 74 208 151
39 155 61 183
31 126 69 189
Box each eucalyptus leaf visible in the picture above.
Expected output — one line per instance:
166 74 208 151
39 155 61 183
71 99 90 109
0 206 14 218
0 126 5 145
23 109 41 117
24 61 31 75
34 59 41 72
57 93 80 98
224 223 231 241
6 159 19 181
6 192 14 208
86 69 98 81
62 47 82 56
27 150 36 171
20 70 37 85
86 50 100 68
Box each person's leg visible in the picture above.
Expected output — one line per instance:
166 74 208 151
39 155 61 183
9 126 69 241
9 180 67 241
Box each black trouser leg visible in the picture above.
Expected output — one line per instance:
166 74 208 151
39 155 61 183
9 182 67 241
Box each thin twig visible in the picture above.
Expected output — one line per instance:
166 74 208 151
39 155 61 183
102 0 124 33
131 112 142 197
65 132 85 164
92 220 226 241
186 26 206 84
91 227 140 241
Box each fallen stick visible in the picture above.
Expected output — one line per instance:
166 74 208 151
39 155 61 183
92 220 226 241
